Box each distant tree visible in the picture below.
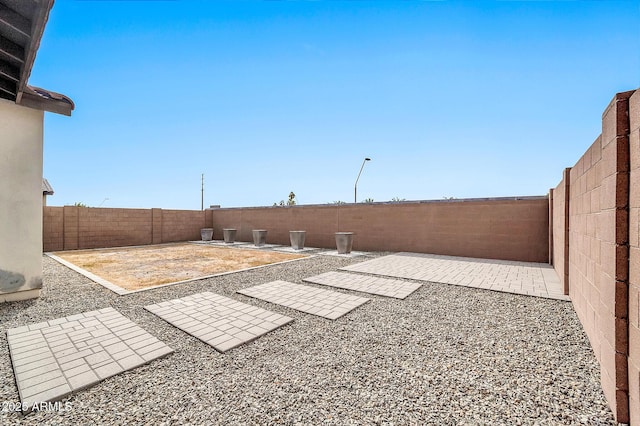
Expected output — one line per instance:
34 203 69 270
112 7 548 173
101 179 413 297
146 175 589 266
391 197 406 202
73 202 88 207
331 200 347 205
363 198 374 203
443 196 457 200
274 191 297 207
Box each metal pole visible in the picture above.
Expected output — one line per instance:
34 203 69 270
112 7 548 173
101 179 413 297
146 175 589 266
201 173 204 211
354 158 371 203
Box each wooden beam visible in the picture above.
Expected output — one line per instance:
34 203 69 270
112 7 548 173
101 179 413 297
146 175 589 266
0 89 12 101
0 61 19 82
0 3 31 38
0 34 24 64
0 77 16 98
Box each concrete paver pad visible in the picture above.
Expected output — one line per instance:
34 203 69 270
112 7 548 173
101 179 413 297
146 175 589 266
145 292 293 352
320 251 368 258
238 280 370 320
6 308 173 411
190 240 250 247
303 271 422 299
341 252 569 300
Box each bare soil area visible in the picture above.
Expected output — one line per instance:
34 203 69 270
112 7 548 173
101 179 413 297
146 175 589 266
52 243 307 291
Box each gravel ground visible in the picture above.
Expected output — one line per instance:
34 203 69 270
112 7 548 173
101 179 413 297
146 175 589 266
0 253 616 425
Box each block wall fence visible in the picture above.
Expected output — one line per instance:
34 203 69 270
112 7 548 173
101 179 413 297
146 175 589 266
43 206 213 251
210 198 549 262
43 198 549 262
551 89 640 424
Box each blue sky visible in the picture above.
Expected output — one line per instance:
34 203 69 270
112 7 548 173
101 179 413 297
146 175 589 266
34 0 639 209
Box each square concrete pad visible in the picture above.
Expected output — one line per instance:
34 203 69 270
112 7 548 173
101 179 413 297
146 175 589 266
242 243 282 250
6 308 173 411
238 280 370 320
272 246 320 254
303 271 422 299
145 292 293 352
342 252 569 301
190 240 250 247
320 250 368 258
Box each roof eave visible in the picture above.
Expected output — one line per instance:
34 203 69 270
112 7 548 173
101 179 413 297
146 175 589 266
20 85 73 116
15 0 53 104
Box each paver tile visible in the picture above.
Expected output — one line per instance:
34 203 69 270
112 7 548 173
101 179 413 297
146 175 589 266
22 383 72 409
67 370 100 391
116 354 146 370
141 346 173 362
19 370 64 390
341 252 568 301
216 337 245 352
21 375 68 399
303 271 422 299
64 363 91 379
112 348 136 361
7 307 172 412
238 281 370 320
94 362 122 380
145 291 293 353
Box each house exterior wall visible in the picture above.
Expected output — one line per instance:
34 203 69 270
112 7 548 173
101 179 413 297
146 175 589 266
0 100 44 302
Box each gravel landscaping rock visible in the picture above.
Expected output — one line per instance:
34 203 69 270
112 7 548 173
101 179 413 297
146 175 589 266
0 253 615 425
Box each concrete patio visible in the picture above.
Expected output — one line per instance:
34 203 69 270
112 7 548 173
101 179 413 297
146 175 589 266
342 252 568 301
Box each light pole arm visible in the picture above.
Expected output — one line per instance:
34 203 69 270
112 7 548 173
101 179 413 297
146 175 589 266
354 159 368 203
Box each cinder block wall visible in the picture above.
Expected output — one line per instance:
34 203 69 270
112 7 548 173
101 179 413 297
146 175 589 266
162 209 212 243
43 206 64 251
628 90 640 425
212 197 550 263
552 89 636 423
42 207 211 251
44 200 547 262
79 207 151 249
552 168 571 294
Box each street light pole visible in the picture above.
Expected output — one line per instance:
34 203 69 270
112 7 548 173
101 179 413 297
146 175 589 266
354 157 371 203
201 173 204 211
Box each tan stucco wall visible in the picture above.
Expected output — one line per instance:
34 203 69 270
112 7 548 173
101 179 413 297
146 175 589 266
0 99 44 302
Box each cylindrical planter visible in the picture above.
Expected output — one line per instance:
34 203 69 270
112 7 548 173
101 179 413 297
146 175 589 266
200 228 214 241
335 232 353 254
223 228 237 243
289 231 306 250
252 229 268 246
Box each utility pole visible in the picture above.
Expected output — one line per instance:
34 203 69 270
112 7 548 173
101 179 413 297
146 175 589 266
201 173 204 211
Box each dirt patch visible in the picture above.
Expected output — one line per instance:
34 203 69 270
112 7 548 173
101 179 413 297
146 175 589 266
52 243 307 291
